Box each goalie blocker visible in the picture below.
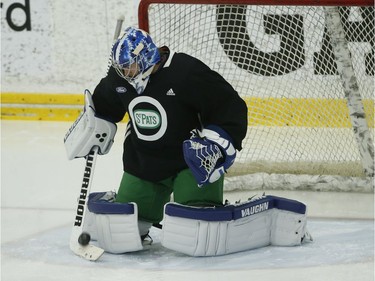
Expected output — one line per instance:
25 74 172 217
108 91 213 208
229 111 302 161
64 89 117 160
85 192 312 256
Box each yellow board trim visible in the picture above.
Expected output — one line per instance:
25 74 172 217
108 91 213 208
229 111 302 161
1 92 85 105
1 92 373 127
245 97 374 128
1 107 83 121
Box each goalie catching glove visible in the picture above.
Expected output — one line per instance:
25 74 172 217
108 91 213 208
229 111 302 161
64 89 117 160
183 125 236 186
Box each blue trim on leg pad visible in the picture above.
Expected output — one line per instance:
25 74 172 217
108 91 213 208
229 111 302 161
164 204 233 221
165 195 306 221
88 192 135 214
270 195 306 214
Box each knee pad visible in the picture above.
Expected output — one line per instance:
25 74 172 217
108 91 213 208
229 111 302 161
161 195 311 256
86 192 143 254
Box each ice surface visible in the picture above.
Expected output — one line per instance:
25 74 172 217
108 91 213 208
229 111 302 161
2 220 374 269
1 121 374 281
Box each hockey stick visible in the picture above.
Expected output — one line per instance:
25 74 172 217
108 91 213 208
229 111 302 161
69 16 124 262
113 15 125 42
69 146 104 261
106 15 125 71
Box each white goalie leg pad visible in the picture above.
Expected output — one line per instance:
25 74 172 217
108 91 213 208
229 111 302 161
161 204 272 256
161 214 229 256
84 191 119 241
271 210 309 246
87 192 142 254
94 213 142 254
161 195 310 256
225 211 272 254
83 208 97 241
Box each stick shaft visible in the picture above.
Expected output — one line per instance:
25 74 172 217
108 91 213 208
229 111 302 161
69 147 104 261
113 18 124 42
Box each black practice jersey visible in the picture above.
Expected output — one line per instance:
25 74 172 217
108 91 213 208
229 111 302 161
92 50 248 182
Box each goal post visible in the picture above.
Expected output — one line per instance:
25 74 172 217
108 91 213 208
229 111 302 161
138 0 374 191
323 5 374 177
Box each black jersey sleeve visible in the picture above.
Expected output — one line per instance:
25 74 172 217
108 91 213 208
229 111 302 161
185 60 248 150
92 67 127 123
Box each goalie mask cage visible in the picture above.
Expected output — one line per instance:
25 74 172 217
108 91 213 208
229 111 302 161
138 0 374 191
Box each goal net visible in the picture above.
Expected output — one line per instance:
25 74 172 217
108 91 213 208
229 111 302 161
138 0 374 191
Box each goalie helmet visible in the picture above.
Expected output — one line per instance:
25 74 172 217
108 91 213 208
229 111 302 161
111 27 160 87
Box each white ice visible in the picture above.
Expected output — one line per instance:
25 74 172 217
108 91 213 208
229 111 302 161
1 120 374 281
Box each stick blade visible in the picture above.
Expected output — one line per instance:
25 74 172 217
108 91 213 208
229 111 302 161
70 242 104 261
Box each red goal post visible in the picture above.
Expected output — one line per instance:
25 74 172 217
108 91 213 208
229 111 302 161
138 0 374 191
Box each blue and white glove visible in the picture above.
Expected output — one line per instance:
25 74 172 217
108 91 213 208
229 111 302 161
183 126 236 187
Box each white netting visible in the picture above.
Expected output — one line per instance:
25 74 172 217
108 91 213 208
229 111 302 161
141 2 374 190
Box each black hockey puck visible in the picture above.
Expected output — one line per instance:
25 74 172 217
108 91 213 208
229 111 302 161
78 232 91 246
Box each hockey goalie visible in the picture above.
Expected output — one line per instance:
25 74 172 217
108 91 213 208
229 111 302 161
64 26 312 258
